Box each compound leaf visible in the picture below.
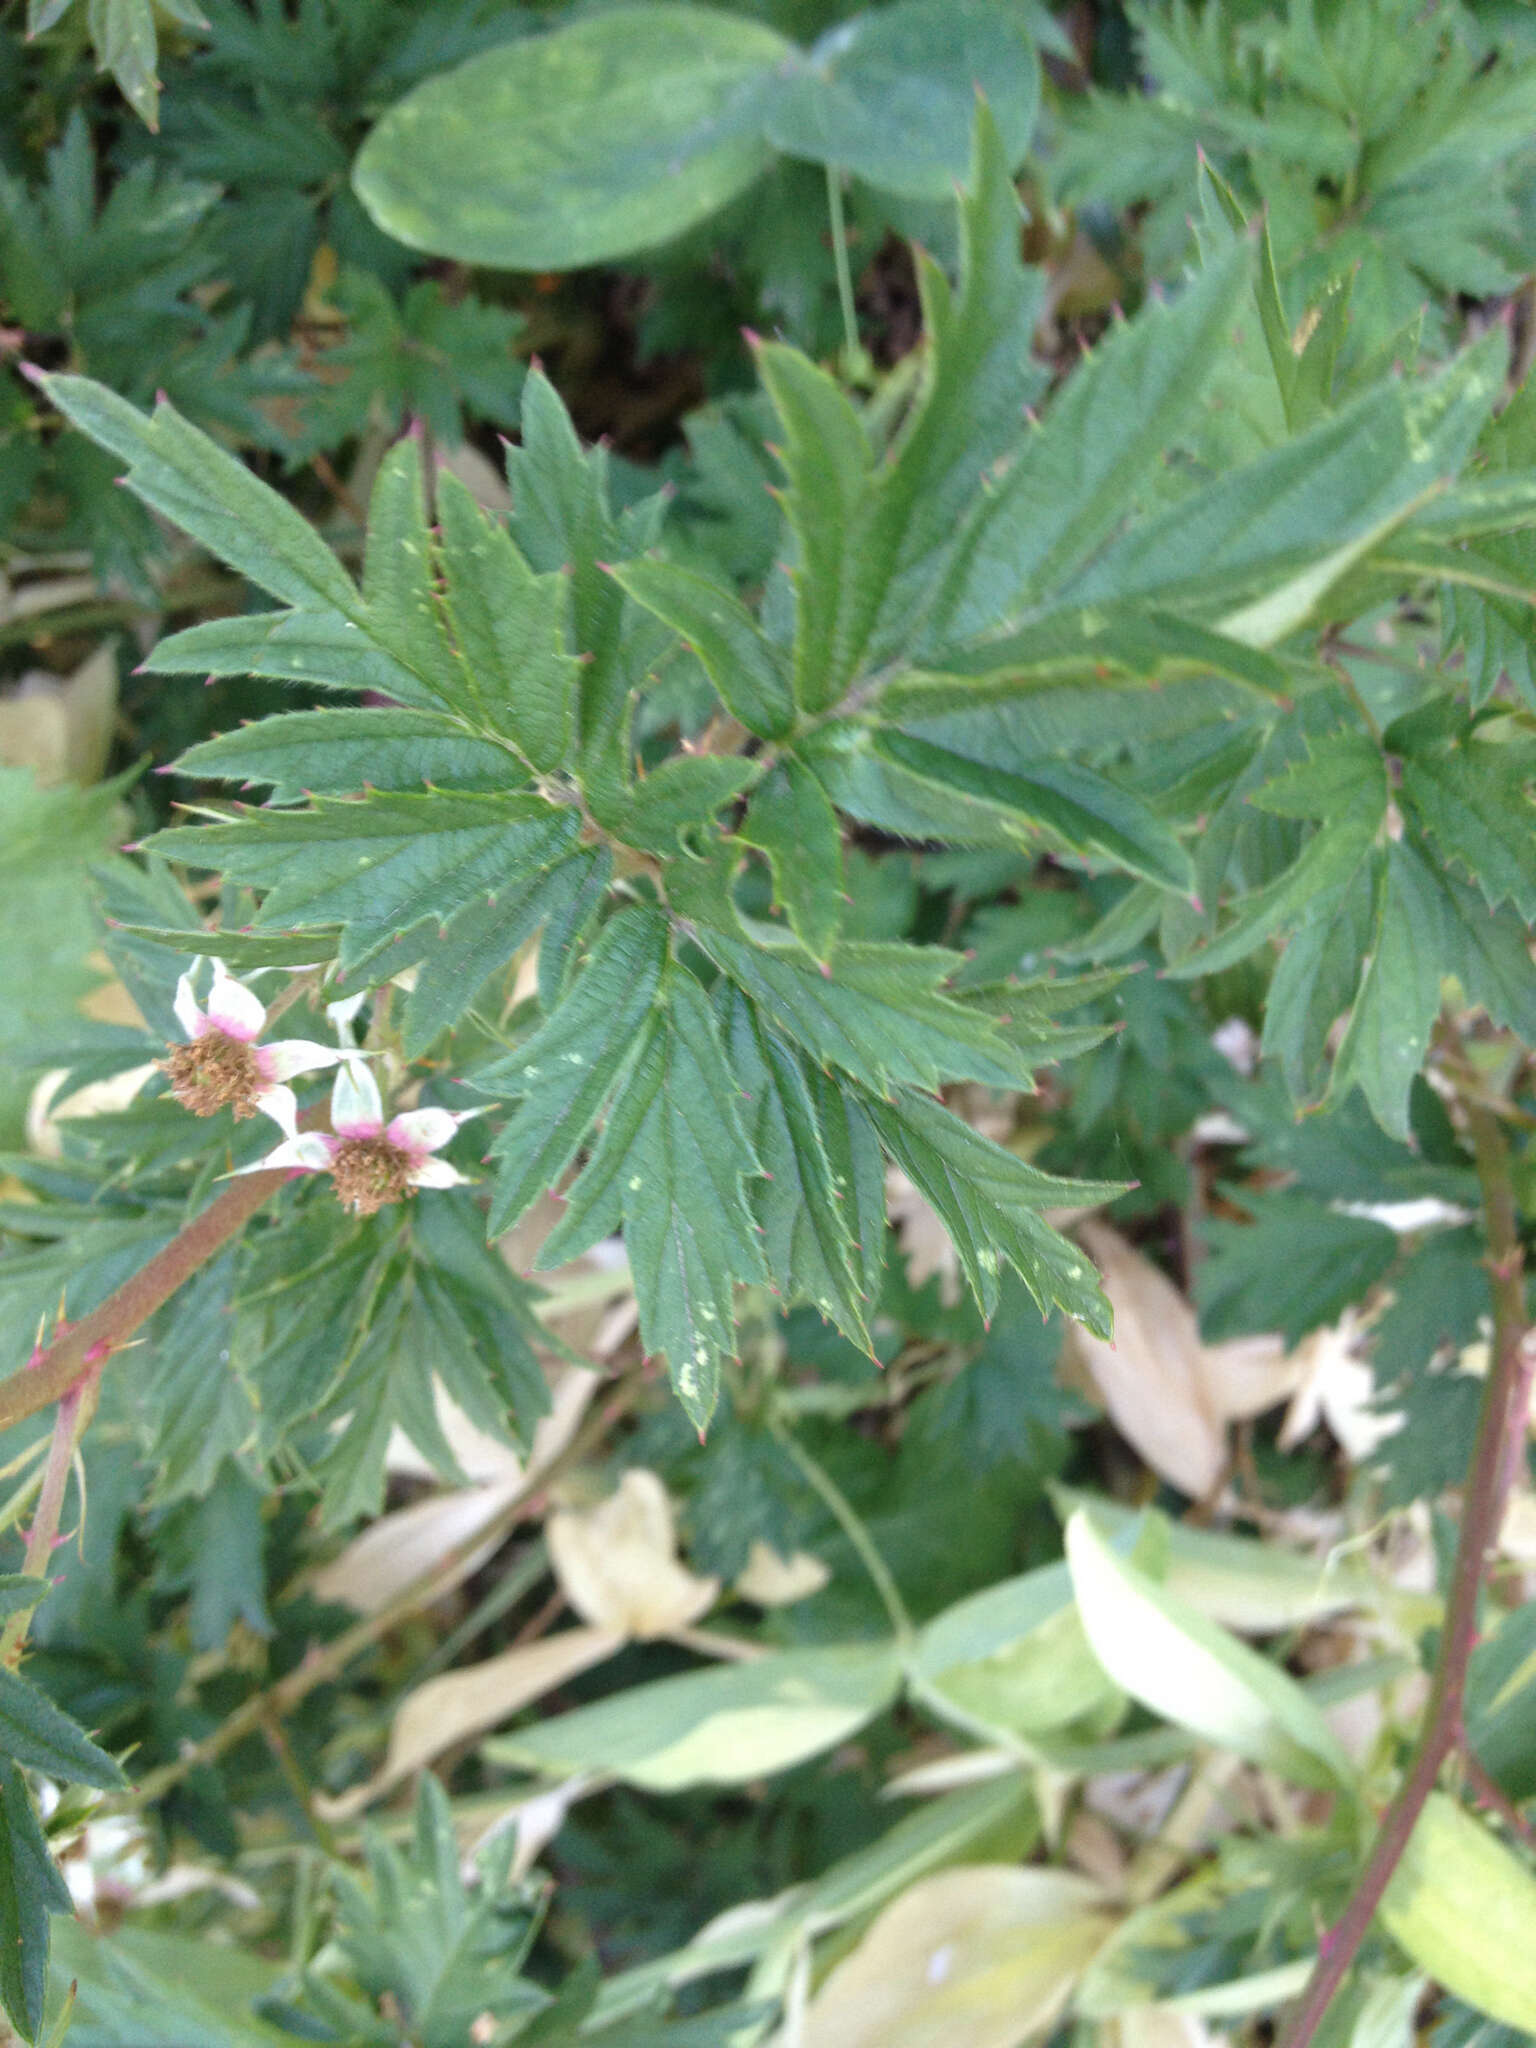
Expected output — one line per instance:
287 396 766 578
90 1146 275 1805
539 975 767 1428
869 1087 1120 1334
736 759 846 962
146 791 580 978
480 908 669 1237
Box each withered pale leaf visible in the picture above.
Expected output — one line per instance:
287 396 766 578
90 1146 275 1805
549 1469 719 1637
319 1624 622 1819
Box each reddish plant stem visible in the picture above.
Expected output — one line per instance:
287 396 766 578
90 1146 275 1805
1275 1097 1532 2048
0 1162 294 1437
0 1363 102 1667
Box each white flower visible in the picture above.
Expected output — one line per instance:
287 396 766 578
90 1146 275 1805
245 1058 480 1214
165 960 346 1137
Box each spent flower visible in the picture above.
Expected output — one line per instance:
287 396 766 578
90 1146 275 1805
247 1058 479 1215
164 961 345 1137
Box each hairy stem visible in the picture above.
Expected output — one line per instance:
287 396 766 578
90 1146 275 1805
0 1162 296 1437
0 1365 101 1667
1274 1094 1532 2048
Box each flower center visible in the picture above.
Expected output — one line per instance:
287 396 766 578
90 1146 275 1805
164 1032 264 1118
329 1136 415 1215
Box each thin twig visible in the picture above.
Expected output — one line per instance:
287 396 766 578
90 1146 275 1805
1274 1091 1533 2048
260 1705 342 1859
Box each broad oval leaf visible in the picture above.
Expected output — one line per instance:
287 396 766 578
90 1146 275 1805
485 1640 900 1791
797 1864 1114 2048
912 1561 1122 1741
763 0 1040 200
1379 1792 1536 2032
353 6 790 269
1064 1510 1356 1789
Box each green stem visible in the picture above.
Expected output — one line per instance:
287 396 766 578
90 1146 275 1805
771 1420 911 1644
825 163 861 369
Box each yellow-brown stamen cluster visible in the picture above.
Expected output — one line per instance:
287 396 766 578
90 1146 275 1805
329 1135 415 1215
163 1033 264 1119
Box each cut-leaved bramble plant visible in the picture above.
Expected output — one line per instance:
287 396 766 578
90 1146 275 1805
0 77 1533 2048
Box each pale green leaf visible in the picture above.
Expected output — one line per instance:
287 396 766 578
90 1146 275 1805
1064 1509 1356 1788
1380 1793 1536 2032
796 1863 1112 2048
912 1560 1119 1742
352 6 789 269
486 1641 900 1790
763 0 1039 200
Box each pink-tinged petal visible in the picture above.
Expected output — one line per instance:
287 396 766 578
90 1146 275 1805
205 962 266 1041
408 1157 471 1191
257 1039 346 1083
173 970 203 1041
234 1132 337 1175
325 990 369 1043
385 1107 463 1157
331 1057 383 1137
253 1083 299 1140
